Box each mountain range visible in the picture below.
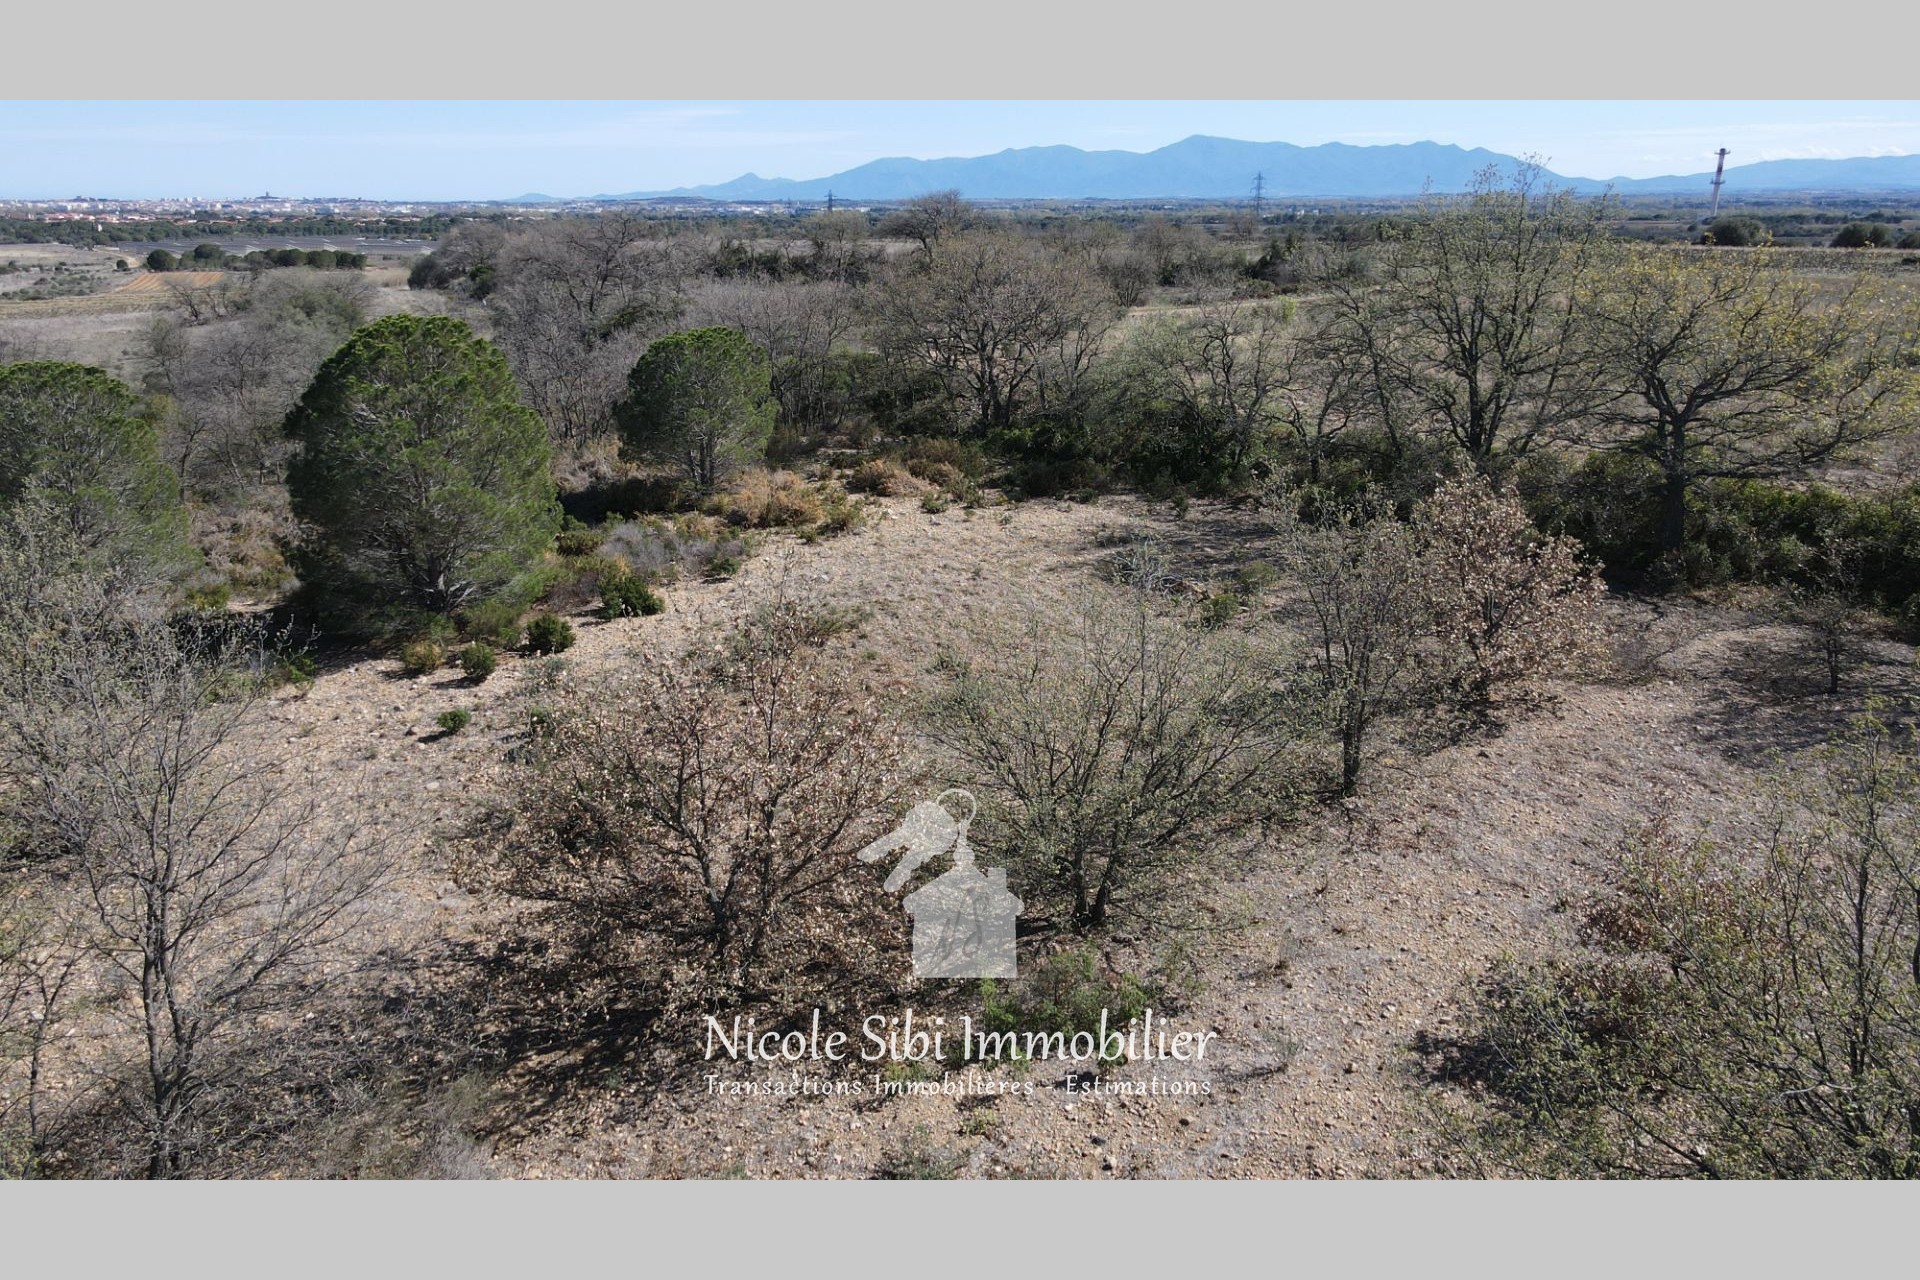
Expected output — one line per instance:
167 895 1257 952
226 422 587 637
515 136 1920 203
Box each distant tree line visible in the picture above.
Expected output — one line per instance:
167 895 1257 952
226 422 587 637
0 214 458 247
145 244 367 272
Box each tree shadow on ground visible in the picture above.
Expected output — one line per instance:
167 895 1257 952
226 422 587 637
1690 627 1919 767
1075 503 1280 592
1410 1027 1509 1090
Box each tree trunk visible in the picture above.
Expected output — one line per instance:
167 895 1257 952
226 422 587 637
1660 472 1689 556
1340 701 1364 797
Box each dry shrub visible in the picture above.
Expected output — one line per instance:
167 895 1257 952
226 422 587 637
924 585 1314 933
492 599 916 1004
540 552 630 613
302 1073 495 1180
549 434 627 494
1412 475 1604 711
1438 718 1920 1178
814 486 865 537
1275 495 1429 795
708 469 865 539
710 469 824 528
189 498 297 600
1275 478 1602 793
600 513 747 583
845 458 923 497
0 555 399 1177
401 638 446 675
906 458 965 490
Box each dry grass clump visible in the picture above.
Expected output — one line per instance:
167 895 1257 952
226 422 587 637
601 513 747 583
189 499 298 600
710 469 821 527
709 469 864 538
845 458 925 497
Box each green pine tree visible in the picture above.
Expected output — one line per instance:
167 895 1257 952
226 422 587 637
615 327 775 490
285 315 559 624
0 360 192 578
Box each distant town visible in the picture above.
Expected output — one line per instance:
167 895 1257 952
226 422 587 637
0 194 864 224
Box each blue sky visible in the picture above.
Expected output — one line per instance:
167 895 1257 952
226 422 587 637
4 101 1918 200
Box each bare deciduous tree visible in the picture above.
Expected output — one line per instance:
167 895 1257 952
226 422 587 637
687 278 861 430
164 273 247 325
876 191 974 262
872 232 1115 437
489 215 691 446
1273 303 1390 483
0 527 398 1177
1324 161 1613 475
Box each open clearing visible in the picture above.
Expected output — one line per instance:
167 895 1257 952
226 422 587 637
113 269 227 293
244 491 1909 1178
0 268 229 318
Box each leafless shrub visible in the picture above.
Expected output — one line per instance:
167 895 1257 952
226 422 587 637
490 599 915 1004
844 458 921 497
1439 716 1920 1177
0 518 402 1176
1412 475 1604 712
164 273 248 324
599 514 745 583
489 216 692 445
1273 494 1429 796
923 585 1315 934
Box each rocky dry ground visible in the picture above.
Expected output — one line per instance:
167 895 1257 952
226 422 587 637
253 492 1918 1178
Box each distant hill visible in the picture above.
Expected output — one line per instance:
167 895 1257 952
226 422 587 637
576 135 1920 203
1600 153 1920 195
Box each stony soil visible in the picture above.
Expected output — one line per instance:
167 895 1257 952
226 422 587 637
254 492 1916 1179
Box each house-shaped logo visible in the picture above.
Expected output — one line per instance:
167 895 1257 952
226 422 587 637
858 789 1020 979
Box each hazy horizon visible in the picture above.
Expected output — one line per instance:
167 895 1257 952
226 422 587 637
3 101 1919 202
